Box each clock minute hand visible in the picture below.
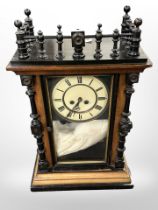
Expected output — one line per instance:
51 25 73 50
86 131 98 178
67 97 82 117
73 97 82 111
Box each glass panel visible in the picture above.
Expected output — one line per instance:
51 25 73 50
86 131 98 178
46 75 113 164
53 119 108 161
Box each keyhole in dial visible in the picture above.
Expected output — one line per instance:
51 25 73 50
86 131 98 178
70 100 75 105
84 100 89 104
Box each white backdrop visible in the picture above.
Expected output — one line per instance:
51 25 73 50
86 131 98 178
0 0 158 210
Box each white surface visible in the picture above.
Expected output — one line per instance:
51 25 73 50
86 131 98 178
53 120 108 156
0 0 158 210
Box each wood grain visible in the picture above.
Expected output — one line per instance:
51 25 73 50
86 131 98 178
32 155 131 186
111 74 126 164
6 60 152 75
34 76 52 166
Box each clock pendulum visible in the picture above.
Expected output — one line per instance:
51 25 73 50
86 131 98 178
6 6 152 191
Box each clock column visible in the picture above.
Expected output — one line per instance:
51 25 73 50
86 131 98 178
115 73 140 168
20 75 49 172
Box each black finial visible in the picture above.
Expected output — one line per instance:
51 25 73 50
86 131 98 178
14 20 22 30
134 18 142 28
56 25 64 60
121 5 131 33
124 5 131 15
110 29 120 58
98 23 102 30
24 8 31 18
37 30 47 59
24 8 34 35
94 23 103 59
57 25 61 31
128 18 142 57
14 20 29 59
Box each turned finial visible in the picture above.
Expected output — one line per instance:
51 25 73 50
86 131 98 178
94 23 103 59
24 9 31 18
14 20 22 30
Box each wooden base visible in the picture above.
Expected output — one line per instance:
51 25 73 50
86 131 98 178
31 155 133 192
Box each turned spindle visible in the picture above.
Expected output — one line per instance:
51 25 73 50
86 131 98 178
56 25 64 59
37 30 47 59
24 9 34 35
128 18 142 57
111 29 120 58
94 23 103 59
121 5 131 33
14 20 29 59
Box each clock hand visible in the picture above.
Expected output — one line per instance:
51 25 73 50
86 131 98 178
73 97 82 110
67 97 82 117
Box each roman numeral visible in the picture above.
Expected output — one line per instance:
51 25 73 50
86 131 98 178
89 79 94 86
95 105 102 110
65 79 71 86
89 112 93 117
79 114 82 120
67 111 73 118
58 106 65 112
57 88 64 93
97 97 107 100
54 99 62 102
77 76 82 83
96 87 103 92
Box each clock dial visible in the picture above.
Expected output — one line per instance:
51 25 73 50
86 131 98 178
52 76 108 122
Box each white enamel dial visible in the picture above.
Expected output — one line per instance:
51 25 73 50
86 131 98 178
52 76 108 122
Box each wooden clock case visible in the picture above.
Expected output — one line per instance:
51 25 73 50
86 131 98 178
6 7 152 191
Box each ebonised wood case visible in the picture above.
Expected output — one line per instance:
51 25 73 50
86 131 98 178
6 6 152 191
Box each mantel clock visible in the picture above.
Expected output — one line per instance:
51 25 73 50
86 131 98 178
6 6 152 191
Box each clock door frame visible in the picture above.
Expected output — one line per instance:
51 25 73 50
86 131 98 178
7 58 151 190
40 74 119 171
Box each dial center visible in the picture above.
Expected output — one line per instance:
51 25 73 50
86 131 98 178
63 84 97 113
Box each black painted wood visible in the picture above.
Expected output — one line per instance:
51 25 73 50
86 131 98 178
24 9 34 35
31 183 134 192
94 24 103 59
110 29 120 58
56 25 64 59
121 5 131 34
11 37 148 65
128 18 142 57
115 73 140 168
20 75 49 172
14 20 29 59
37 30 48 59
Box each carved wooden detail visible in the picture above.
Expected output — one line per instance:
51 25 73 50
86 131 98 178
56 25 64 59
115 73 139 168
20 75 49 172
94 23 103 59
